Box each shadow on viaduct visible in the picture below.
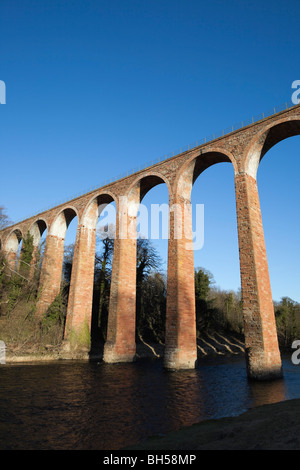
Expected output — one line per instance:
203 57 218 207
1 103 300 380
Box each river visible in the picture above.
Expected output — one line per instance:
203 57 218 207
1 354 300 450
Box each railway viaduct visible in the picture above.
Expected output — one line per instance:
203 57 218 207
1 103 300 380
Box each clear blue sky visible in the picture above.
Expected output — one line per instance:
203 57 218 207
0 0 299 302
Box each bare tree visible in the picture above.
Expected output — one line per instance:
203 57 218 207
0 206 11 231
95 224 115 329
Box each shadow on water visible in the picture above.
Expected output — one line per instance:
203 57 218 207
1 354 300 449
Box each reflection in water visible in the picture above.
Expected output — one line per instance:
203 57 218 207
0 355 300 449
249 377 287 408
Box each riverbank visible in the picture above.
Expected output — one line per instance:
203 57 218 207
125 398 300 450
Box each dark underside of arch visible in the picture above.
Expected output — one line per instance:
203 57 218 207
34 219 47 237
192 151 232 185
95 194 115 206
140 175 166 201
63 208 78 228
12 229 22 243
261 120 300 159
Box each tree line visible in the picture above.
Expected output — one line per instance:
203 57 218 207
0 206 299 353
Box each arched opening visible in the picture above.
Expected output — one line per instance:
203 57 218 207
191 156 241 351
175 149 240 360
232 118 300 379
36 207 78 319
29 219 47 245
83 193 117 353
62 214 78 286
246 119 300 294
245 118 300 179
52 208 78 302
50 208 77 239
5 228 23 271
16 239 23 268
256 134 300 349
63 193 119 353
29 219 47 280
102 174 170 364
135 174 169 352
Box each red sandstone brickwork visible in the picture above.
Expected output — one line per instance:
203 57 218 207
64 225 96 346
103 235 137 363
35 234 65 317
164 193 197 369
29 245 39 280
1 104 300 376
235 173 282 379
103 188 139 363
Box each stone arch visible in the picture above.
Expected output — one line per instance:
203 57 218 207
163 148 237 370
126 171 171 214
128 172 170 325
4 227 23 254
4 227 23 269
49 206 78 238
81 190 117 230
175 148 237 200
125 172 171 236
27 219 48 277
79 191 118 347
36 207 79 317
29 218 48 246
244 119 300 351
244 117 300 178
232 120 300 378
127 171 171 202
102 172 171 364
64 192 118 349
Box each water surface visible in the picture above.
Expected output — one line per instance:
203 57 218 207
0 355 299 449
